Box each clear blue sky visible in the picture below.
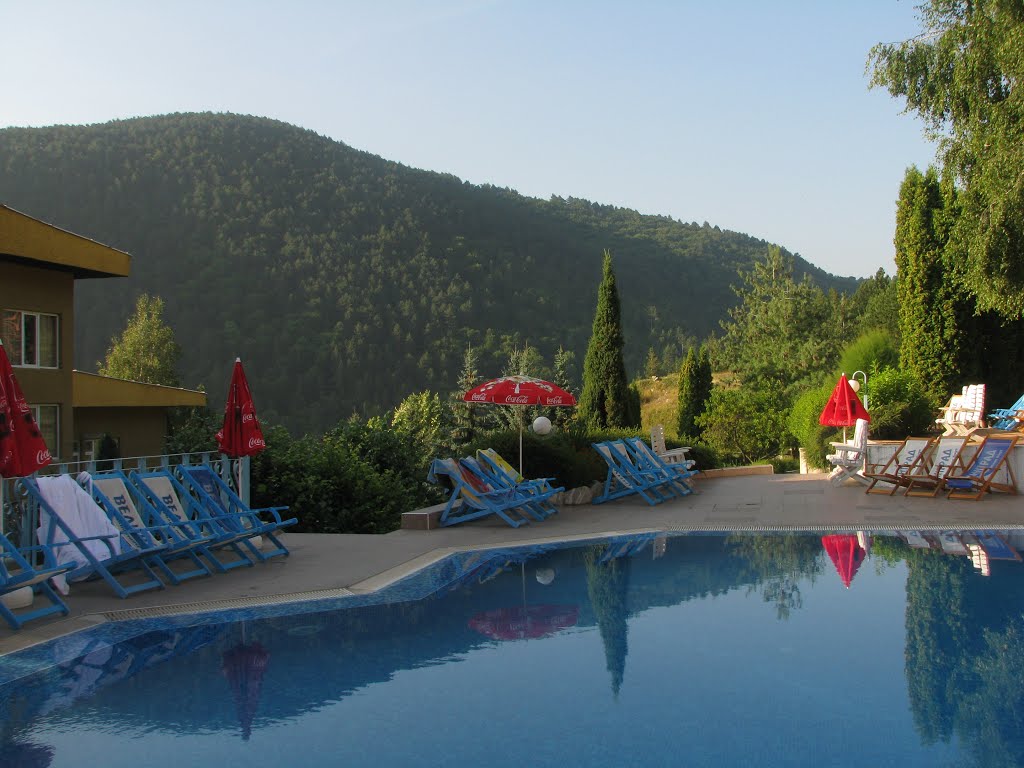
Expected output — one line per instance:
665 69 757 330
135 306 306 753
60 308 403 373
2 1 935 278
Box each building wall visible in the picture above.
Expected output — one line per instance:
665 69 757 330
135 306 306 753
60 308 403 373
74 407 170 460
0 261 75 459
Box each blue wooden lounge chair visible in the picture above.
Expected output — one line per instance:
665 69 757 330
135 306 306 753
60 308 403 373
427 458 535 527
129 469 260 572
175 464 296 561
0 532 73 630
458 457 553 522
624 437 697 494
591 441 680 505
987 392 1024 431
945 435 1019 500
17 475 166 599
475 448 563 518
87 471 215 586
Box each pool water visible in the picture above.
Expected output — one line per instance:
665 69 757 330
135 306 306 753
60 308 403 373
2 530 1023 767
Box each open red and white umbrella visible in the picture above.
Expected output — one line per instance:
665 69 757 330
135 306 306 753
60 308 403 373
0 339 52 478
216 358 266 459
463 376 576 474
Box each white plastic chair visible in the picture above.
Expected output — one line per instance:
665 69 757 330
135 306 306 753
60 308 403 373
650 424 693 467
827 418 870 486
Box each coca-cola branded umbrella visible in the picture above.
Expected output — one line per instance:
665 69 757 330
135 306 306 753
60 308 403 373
819 374 870 442
469 604 579 641
216 358 266 459
0 339 52 479
463 376 576 474
821 534 867 589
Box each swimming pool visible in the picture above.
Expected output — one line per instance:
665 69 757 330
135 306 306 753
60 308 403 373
1 530 1021 767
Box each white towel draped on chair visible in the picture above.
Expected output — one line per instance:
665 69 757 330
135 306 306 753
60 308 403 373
35 475 122 594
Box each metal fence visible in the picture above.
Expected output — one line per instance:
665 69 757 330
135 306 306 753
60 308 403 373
1 453 251 549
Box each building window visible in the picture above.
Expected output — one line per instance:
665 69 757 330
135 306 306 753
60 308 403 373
1 309 59 368
30 405 60 460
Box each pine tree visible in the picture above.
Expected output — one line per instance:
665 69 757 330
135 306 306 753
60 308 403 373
578 251 630 429
98 294 181 385
551 346 576 429
451 344 479 446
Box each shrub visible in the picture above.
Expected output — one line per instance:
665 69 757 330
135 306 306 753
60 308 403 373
787 383 835 469
866 367 934 439
836 330 899 380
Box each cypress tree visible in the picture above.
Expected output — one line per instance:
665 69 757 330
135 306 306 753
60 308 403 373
895 167 962 403
676 344 713 440
578 251 630 429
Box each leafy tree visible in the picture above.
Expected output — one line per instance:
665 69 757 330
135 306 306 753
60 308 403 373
550 346 577 429
98 294 181 385
866 367 934 440
835 330 899 382
578 251 631 429
166 405 220 455
850 268 901 344
869 0 1024 316
644 348 659 378
676 344 713 440
391 391 450 465
697 382 789 465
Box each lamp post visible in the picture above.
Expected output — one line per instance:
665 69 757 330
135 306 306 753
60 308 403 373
848 370 868 410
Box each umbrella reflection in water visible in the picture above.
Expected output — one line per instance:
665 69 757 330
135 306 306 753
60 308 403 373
222 627 271 742
468 560 578 641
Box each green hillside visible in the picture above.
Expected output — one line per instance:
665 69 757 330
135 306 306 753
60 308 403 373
0 113 859 433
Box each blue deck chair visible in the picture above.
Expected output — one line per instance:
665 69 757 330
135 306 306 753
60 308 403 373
175 464 295 561
87 471 215 586
458 457 551 522
945 436 1019 500
476 448 563 518
427 458 536 527
624 437 697 495
0 532 73 630
987 392 1024 431
591 441 679 506
129 469 262 571
17 476 166 599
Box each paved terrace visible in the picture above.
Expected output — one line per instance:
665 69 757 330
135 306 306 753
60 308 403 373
3 470 1023 656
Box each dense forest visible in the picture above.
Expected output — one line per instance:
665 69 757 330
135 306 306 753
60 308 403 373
0 113 859 433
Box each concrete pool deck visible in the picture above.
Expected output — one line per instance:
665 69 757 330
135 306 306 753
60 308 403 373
3 470 1023 656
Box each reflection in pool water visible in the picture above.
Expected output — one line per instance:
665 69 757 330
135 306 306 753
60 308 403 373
1 530 1023 767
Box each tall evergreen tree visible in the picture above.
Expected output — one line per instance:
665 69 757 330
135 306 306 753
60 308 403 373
551 346 576 429
578 251 630 429
98 294 181 386
678 345 714 440
894 167 963 402
451 344 479 446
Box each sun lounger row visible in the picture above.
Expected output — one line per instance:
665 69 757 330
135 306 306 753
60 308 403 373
427 449 564 528
864 434 1018 500
2 464 296 629
592 438 698 505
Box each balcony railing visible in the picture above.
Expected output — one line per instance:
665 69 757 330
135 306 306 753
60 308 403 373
1 453 251 550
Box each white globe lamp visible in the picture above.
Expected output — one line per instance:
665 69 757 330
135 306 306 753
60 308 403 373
532 416 552 435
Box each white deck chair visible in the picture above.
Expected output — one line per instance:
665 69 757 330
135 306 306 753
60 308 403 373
826 418 870 486
650 424 693 467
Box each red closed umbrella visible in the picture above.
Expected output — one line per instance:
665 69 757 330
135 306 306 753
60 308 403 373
822 534 867 589
819 374 870 428
0 339 52 478
216 358 266 458
463 376 576 474
222 641 270 741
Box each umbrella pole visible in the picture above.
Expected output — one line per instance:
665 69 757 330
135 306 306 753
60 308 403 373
519 406 524 477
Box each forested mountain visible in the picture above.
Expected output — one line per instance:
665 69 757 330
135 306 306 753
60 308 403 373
0 113 859 433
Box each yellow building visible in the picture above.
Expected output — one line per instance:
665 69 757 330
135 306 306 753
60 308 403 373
0 204 205 462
